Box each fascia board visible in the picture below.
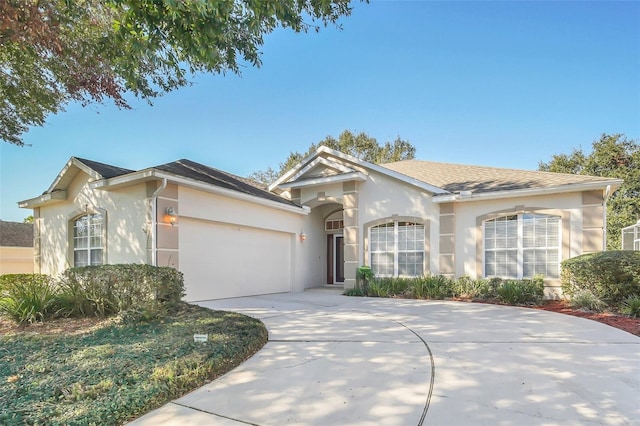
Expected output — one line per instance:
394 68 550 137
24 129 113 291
89 169 156 190
279 172 368 189
18 190 67 208
432 180 624 203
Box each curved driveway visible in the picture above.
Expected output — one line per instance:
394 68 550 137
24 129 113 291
132 290 640 425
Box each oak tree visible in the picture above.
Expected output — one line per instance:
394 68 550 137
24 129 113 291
539 133 640 250
1 0 356 145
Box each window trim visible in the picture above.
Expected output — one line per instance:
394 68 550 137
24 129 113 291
483 213 561 279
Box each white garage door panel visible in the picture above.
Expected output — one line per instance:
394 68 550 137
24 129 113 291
180 218 292 301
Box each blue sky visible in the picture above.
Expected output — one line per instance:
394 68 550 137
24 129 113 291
1 1 638 222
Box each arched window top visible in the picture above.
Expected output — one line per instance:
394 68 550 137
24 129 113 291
73 213 104 267
325 211 344 232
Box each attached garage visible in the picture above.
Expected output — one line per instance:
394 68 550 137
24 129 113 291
180 218 295 301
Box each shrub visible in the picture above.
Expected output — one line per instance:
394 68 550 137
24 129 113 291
561 251 640 306
408 275 453 299
621 296 640 318
366 281 388 297
569 289 606 312
453 277 493 299
372 277 411 296
356 266 374 293
57 264 185 319
344 287 364 297
0 274 58 323
496 279 544 305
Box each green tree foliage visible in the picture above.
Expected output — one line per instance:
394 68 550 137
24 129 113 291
1 0 356 145
539 134 640 250
249 130 417 185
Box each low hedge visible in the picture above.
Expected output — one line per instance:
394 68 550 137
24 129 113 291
561 251 640 306
59 264 185 319
0 265 185 324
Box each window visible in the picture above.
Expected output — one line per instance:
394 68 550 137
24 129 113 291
370 221 424 276
484 214 560 278
73 213 104 267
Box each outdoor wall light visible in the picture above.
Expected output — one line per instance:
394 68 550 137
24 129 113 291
165 206 178 226
300 231 307 242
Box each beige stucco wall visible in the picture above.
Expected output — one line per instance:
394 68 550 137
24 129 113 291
36 173 149 276
356 171 439 278
0 247 34 274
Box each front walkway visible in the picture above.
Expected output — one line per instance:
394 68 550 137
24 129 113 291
131 292 640 425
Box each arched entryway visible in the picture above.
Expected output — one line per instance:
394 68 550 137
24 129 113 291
325 210 344 284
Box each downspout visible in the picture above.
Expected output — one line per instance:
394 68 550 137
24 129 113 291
151 178 167 266
603 185 611 251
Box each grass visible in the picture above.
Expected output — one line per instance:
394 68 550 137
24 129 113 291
0 303 268 425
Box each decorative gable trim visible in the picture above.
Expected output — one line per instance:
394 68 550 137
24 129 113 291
278 172 367 190
288 157 357 182
269 146 449 195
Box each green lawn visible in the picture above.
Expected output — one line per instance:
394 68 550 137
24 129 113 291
0 303 267 425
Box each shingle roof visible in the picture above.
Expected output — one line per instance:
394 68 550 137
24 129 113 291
0 221 33 247
154 159 300 207
381 160 619 194
75 158 135 179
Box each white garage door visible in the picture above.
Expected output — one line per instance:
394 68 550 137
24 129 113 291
180 218 292 301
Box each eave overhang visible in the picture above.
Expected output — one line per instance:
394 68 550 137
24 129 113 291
18 190 67 209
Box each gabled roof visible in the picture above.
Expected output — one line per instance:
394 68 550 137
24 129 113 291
0 220 33 247
20 157 303 212
154 159 299 207
269 146 448 195
74 158 135 180
45 157 135 195
381 160 623 194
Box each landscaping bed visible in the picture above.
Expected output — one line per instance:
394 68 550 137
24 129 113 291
0 303 268 426
534 300 640 337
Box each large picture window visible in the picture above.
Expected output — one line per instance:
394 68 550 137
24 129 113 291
484 214 560 279
73 213 104 267
370 221 424 276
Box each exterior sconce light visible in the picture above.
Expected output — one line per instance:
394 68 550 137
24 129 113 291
165 206 178 226
300 231 307 242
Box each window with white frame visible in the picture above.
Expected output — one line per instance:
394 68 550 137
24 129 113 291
484 213 560 279
73 213 104 267
370 221 425 276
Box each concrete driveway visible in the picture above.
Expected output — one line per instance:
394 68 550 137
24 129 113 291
131 290 640 425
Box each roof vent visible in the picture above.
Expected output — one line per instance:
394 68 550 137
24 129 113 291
457 190 473 197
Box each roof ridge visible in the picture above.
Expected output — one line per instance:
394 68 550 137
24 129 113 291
381 158 619 180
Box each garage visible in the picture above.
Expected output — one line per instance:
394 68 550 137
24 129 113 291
179 217 293 301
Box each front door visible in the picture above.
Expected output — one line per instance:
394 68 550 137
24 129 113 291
326 234 345 284
334 235 345 283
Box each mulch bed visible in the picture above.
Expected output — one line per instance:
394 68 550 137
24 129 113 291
533 300 640 337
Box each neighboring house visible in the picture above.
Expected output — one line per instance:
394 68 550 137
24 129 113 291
19 147 622 301
0 220 34 274
622 220 640 250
